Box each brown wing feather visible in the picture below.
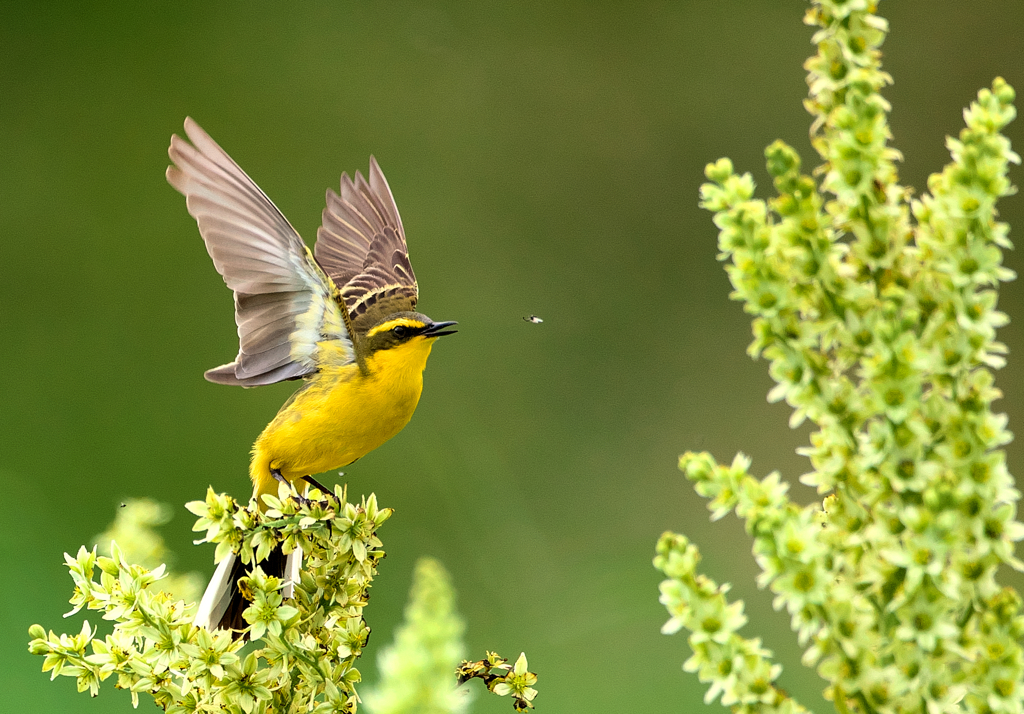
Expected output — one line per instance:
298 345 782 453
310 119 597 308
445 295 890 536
167 118 354 386
315 157 418 330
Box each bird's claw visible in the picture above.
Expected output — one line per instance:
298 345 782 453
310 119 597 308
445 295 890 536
302 475 342 508
269 468 339 509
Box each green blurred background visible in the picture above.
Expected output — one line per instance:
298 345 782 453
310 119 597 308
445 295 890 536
3 2 1023 711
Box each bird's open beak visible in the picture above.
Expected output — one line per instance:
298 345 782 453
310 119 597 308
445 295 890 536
421 320 458 337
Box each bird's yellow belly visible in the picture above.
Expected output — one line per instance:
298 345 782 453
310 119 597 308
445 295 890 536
248 359 425 500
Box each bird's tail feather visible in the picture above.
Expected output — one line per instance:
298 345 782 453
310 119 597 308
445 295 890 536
193 545 302 637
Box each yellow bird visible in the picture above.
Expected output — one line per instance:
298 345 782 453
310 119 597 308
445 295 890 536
166 118 456 632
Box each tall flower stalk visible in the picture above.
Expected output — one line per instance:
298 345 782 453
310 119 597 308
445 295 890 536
656 2 1021 713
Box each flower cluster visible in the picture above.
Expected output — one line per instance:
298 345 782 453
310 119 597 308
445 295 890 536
659 1 1022 713
29 484 392 713
456 652 538 712
93 498 204 604
655 530 808 714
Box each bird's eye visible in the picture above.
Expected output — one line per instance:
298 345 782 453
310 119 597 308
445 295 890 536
392 325 409 339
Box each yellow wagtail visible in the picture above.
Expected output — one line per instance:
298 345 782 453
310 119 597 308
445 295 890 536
166 118 456 633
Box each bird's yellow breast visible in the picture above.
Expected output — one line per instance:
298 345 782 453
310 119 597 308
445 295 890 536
249 336 439 500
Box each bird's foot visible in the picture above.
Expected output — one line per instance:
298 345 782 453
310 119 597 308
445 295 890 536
302 475 341 508
271 468 315 509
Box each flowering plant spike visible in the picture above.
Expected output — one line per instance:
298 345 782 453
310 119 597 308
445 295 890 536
657 2 1021 713
30 485 391 713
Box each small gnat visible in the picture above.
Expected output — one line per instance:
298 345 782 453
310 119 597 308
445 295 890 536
523 315 544 324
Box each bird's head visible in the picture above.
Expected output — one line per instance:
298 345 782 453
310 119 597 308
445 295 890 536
361 312 458 354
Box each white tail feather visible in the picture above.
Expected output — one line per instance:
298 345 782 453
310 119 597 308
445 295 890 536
193 552 236 631
194 546 303 632
282 546 303 599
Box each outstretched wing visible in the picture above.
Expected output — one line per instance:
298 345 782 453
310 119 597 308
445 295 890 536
167 117 354 386
315 157 418 331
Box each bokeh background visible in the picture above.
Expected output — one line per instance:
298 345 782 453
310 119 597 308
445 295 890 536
3 2 1024 712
